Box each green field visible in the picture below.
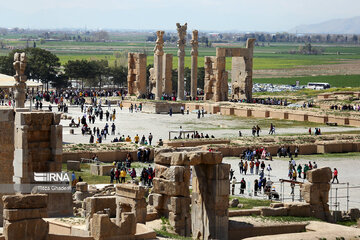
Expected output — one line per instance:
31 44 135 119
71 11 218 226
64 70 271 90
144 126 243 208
1 40 360 71
254 75 360 87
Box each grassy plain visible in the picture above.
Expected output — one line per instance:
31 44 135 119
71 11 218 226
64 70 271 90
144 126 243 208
1 39 360 70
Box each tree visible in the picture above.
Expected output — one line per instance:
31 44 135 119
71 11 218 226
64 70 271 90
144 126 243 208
91 31 110 42
110 66 127 87
64 60 89 89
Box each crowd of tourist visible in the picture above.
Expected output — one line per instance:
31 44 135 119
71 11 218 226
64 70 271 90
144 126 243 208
230 98 289 106
330 104 360 111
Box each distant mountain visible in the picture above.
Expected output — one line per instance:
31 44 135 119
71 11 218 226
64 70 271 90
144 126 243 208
289 16 360 34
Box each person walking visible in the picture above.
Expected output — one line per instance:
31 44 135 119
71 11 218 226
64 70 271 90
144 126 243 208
110 167 115 184
148 133 153 145
231 177 236 195
256 125 261 137
266 164 272 177
303 164 309 179
297 164 302 179
255 160 260 175
115 168 120 183
332 168 339 184
130 168 136 180
240 178 246 194
250 160 254 174
120 168 126 183
238 160 244 174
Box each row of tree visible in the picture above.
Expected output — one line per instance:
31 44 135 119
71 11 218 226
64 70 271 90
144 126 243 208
0 48 205 91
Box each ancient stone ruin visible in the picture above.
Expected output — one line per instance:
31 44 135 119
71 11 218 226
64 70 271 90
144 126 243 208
149 148 230 239
301 167 332 221
127 52 147 98
190 30 199 99
3 194 49 240
154 30 165 100
204 38 256 102
13 52 27 108
176 23 187 101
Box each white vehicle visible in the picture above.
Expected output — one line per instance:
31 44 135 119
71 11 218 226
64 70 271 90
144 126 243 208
306 82 330 90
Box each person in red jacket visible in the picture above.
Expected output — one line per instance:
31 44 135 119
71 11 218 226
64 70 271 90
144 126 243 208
332 168 339 184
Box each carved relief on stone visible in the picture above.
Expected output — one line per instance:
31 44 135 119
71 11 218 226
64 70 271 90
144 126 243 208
154 31 164 56
176 23 187 56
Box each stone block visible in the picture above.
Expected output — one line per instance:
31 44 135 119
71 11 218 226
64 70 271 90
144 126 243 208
116 197 147 223
284 202 311 217
76 182 88 192
270 203 284 208
148 193 165 210
155 165 190 182
301 182 330 204
2 194 47 209
348 208 360 221
188 151 223 165
85 196 117 218
167 196 191 214
154 152 172 165
230 198 239 208
4 218 49 240
152 178 189 197
261 207 288 216
171 152 190 166
3 208 48 221
67 160 81 171
74 191 92 202
47 193 73 217
115 184 146 199
91 213 136 240
306 167 332 183
205 163 230 180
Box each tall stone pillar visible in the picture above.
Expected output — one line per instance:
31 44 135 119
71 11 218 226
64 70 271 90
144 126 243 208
190 30 198 100
163 53 173 96
176 23 187 101
245 38 256 101
154 31 164 100
13 52 27 108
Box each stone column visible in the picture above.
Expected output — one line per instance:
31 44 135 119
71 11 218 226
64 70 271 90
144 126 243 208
190 30 198 100
163 53 173 96
176 23 187 101
154 31 164 100
245 38 256 101
13 52 27 108
192 163 230 240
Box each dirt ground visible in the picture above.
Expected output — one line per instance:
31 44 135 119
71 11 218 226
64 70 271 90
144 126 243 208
61 106 360 145
254 59 360 78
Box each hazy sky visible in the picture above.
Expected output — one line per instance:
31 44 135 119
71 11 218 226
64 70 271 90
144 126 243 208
1 0 359 32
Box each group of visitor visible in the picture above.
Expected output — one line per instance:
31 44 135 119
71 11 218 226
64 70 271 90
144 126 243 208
241 148 272 161
330 104 360 111
230 98 288 106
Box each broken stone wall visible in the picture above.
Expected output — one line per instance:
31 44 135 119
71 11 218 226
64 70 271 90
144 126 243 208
2 194 49 240
116 184 147 224
13 111 72 217
192 163 230 240
0 109 15 226
149 148 229 238
127 53 147 98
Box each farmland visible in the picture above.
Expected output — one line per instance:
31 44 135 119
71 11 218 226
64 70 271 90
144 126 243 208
1 33 360 86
